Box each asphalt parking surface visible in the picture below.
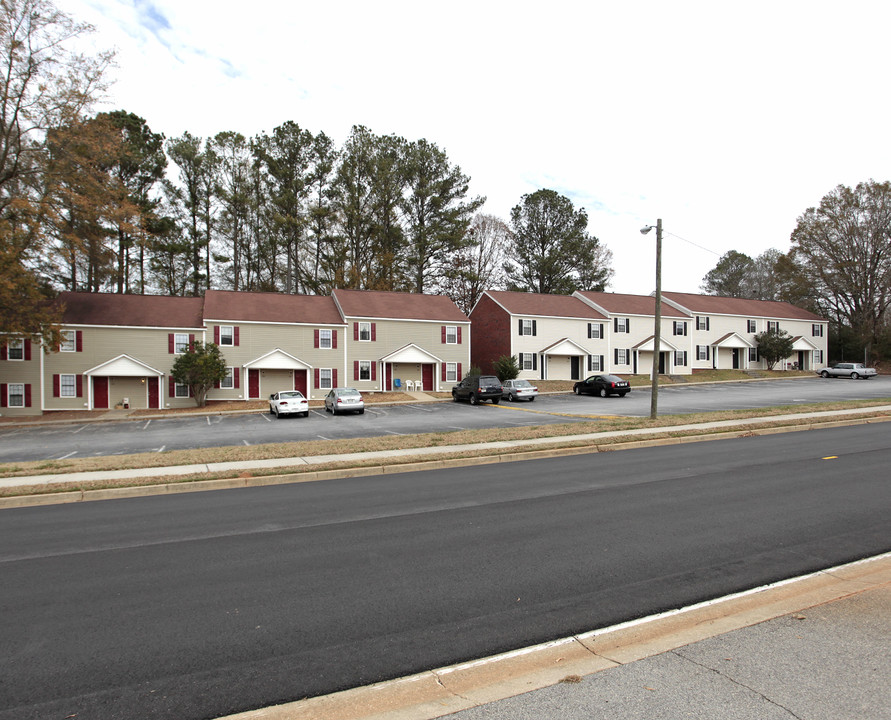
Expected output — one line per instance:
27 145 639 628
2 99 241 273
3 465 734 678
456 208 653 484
0 376 888 464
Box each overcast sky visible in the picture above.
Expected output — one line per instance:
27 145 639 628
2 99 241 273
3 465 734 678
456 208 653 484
57 0 891 296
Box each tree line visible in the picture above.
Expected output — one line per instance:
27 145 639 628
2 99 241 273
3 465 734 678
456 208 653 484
1 0 614 349
700 180 891 363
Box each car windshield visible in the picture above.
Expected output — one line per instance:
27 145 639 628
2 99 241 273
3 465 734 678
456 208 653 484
513 380 532 388
339 388 360 396
602 375 623 383
280 391 303 399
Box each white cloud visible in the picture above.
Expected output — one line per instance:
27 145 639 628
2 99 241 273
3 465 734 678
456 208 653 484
58 0 891 295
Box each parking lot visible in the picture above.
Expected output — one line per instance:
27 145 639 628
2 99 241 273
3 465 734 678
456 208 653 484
0 376 888 464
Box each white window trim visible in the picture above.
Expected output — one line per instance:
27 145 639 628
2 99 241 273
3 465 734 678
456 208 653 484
221 367 234 389
60 330 76 352
616 318 628 333
219 325 234 346
358 322 371 342
445 362 457 383
7 338 24 361
698 346 709 361
174 333 190 354
617 349 628 365
7 382 24 407
445 325 458 344
747 320 757 333
319 368 333 389
359 360 371 381
60 374 76 397
521 319 534 336
174 382 190 398
521 353 534 370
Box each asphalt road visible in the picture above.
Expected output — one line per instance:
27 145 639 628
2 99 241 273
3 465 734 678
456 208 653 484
0 376 889 463
1 423 889 720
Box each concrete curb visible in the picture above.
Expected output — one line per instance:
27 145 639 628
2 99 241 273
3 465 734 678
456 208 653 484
2 406 890 508
217 553 891 720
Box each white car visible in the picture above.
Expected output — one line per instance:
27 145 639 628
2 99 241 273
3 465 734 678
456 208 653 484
817 363 877 380
268 390 309 418
502 379 539 402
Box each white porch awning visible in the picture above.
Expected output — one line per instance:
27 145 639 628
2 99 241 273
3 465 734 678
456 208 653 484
245 348 311 370
84 354 164 377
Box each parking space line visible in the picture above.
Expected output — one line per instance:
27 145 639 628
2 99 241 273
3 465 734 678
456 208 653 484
406 404 434 413
258 413 272 422
243 440 250 446
316 435 331 440
384 430 407 436
57 451 78 460
142 420 151 429
70 424 88 434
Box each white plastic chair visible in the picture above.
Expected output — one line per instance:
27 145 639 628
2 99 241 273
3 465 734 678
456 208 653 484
405 380 415 391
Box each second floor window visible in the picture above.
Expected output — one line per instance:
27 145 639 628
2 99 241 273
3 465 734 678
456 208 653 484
319 329 332 349
768 321 779 333
445 326 457 344
696 316 709 331
520 319 535 336
7 339 24 360
673 321 687 336
747 319 757 333
174 334 190 353
219 326 234 346
60 331 76 352
359 322 371 341
812 324 824 337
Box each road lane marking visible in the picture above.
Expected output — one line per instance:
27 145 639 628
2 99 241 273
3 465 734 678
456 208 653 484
822 456 838 460
57 451 78 460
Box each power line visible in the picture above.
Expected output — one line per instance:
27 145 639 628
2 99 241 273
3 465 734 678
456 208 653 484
662 230 721 257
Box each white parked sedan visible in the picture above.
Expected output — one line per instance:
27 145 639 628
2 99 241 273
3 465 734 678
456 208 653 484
268 390 309 418
324 387 365 415
502 378 539 402
817 363 877 379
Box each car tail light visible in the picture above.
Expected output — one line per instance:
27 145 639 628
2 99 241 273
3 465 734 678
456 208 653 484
610 382 616 387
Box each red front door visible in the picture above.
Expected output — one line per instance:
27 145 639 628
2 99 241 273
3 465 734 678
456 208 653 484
249 369 260 399
93 377 108 408
148 377 159 408
294 369 307 396
422 364 433 391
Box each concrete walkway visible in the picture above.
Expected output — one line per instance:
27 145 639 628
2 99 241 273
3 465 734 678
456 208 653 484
2 405 890 499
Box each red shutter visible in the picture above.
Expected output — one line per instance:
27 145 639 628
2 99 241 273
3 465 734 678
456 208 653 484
354 322 359 341
0 384 5 406
53 374 60 397
214 326 220 343
457 363 462 380
168 334 174 353
169 377 175 397
332 330 337 349
25 340 31 361
1 345 6 360
441 326 446 343
371 323 376 341
234 327 239 346
76 375 83 397
457 327 462 344
76 331 83 352
314 368 320 388
371 363 376 381
214 378 220 389
441 363 446 381
314 329 319 348
24 385 31 407
189 334 195 351
234 368 240 389
333 369 338 387
354 360 359 380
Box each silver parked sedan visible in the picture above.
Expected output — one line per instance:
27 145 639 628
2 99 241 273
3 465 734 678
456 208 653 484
502 378 539 402
268 390 309 418
324 387 365 415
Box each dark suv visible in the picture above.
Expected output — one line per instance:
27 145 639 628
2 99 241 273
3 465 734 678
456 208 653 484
452 375 503 405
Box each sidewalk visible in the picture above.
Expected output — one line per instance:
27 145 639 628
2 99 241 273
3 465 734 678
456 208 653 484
223 553 891 720
2 405 891 501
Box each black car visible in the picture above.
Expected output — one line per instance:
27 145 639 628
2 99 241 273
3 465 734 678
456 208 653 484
573 374 630 398
452 375 503 405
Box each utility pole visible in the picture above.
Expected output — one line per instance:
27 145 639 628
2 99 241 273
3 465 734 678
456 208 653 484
640 219 663 419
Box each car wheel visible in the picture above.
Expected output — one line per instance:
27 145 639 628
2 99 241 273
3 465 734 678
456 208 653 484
452 391 459 402
492 398 500 404
302 411 309 418
599 388 608 398
528 396 535 402
359 408 365 415
273 407 280 418
574 386 581 395
509 393 516 401
851 372 860 379
469 393 479 405
821 370 829 378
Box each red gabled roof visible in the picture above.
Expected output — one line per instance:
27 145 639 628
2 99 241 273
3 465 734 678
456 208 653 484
58 292 204 328
333 289 468 322
575 291 687 318
482 290 606 319
662 291 826 321
203 290 343 325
